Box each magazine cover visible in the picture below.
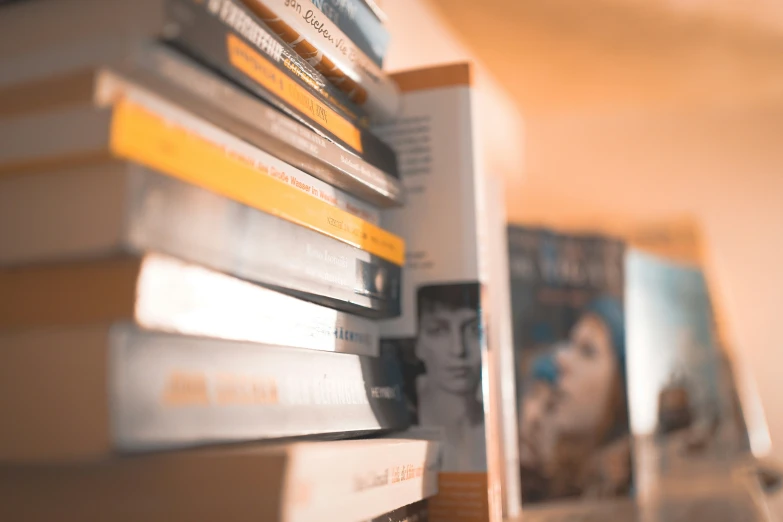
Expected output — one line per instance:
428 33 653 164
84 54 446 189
507 226 632 505
625 249 768 521
626 250 752 470
626 219 765 460
377 63 503 522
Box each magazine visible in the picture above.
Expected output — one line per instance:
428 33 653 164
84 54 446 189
507 226 632 505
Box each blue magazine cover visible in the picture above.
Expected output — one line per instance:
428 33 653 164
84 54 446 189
507 226 632 505
626 250 752 468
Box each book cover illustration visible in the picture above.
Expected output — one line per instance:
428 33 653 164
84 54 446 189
626 250 752 476
508 226 632 505
384 283 486 473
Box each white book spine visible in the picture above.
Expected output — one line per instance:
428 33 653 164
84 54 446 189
283 437 440 522
137 253 380 357
110 325 409 448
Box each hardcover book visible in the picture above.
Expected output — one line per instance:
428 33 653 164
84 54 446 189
0 324 410 461
507 226 633 509
0 0 398 171
377 63 507 522
0 435 439 521
0 163 401 318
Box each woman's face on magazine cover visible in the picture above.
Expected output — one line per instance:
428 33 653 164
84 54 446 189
417 304 481 394
554 314 617 436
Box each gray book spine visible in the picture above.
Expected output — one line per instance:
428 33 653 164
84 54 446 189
110 324 410 449
123 44 403 207
0 164 401 318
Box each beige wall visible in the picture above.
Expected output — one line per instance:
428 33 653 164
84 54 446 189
383 0 525 187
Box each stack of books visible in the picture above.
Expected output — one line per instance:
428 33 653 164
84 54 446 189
0 0 441 520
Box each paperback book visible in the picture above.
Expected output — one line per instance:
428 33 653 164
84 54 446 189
0 435 439 521
0 0 398 172
507 226 632 507
0 83 405 267
626 251 768 522
0 324 410 461
378 63 506 522
0 163 401 318
0 43 403 207
0 252 380 357
626 250 754 480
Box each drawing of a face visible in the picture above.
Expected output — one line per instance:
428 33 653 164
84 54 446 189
417 303 481 395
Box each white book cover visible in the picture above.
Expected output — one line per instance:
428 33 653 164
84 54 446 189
376 63 503 522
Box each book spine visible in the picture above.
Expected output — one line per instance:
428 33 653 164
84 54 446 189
109 98 404 264
125 45 403 207
138 254 383 356
311 0 390 68
0 164 401 318
0 253 382 357
0 98 405 265
286 442 440 522
242 0 401 122
163 0 399 176
0 107 115 170
197 0 367 126
114 85 382 225
110 325 410 448
129 170 402 318
374 64 501 522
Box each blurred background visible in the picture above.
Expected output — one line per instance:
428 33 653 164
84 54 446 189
382 0 783 516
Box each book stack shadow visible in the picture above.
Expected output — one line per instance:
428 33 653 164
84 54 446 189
0 0 438 520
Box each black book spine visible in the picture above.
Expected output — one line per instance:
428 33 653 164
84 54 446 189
163 0 399 178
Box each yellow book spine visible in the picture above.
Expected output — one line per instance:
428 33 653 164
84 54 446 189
109 99 404 266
